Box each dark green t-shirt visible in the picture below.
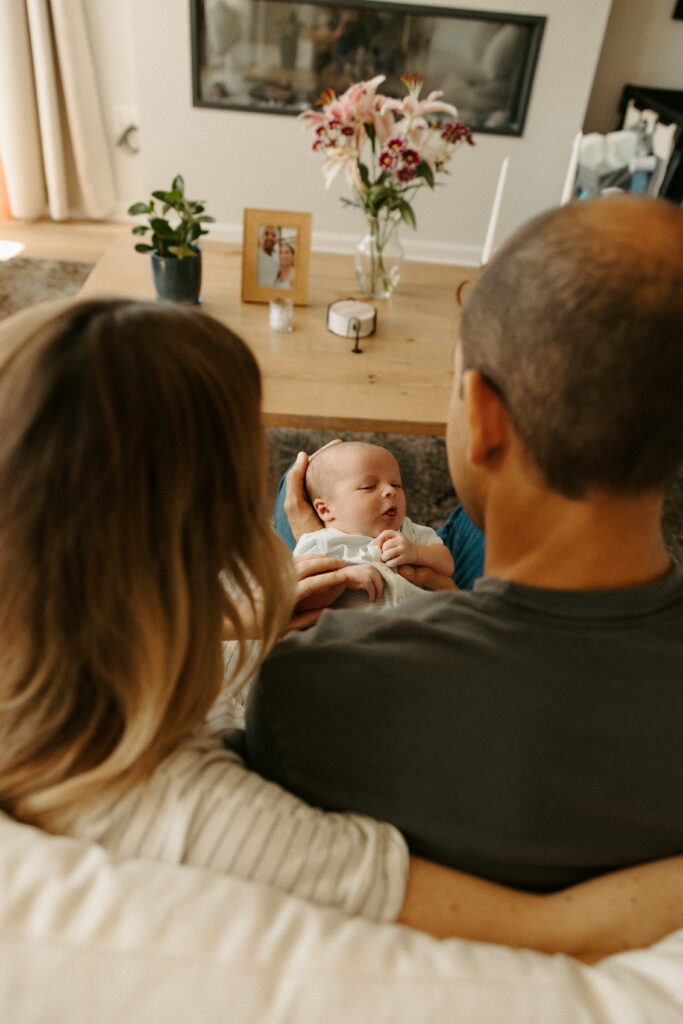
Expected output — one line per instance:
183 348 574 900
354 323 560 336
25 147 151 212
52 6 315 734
245 568 683 891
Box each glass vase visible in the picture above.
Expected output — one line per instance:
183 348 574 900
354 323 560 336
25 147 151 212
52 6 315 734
354 212 404 298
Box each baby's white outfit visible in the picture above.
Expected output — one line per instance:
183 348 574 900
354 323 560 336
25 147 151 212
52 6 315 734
294 516 443 609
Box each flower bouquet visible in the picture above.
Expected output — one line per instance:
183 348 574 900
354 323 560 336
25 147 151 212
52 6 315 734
300 74 474 297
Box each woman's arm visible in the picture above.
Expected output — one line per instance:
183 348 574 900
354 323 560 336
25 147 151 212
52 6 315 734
398 854 683 962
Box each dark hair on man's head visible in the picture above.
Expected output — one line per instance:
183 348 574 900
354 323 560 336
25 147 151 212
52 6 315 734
460 195 683 497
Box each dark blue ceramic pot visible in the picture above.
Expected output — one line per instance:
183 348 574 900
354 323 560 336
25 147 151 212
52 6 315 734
151 250 202 304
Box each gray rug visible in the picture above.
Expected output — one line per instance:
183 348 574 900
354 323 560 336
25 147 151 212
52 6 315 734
0 256 94 319
1 256 680 558
266 427 455 531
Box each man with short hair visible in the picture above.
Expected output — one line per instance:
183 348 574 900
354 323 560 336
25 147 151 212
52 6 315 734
257 224 279 286
246 195 683 893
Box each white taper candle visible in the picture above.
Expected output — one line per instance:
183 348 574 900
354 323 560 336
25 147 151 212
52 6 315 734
481 156 509 266
560 131 582 206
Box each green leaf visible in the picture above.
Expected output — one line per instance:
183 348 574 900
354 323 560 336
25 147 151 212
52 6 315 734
398 200 417 230
127 201 151 215
358 162 370 187
171 174 185 194
131 225 148 235
134 243 154 253
168 244 197 259
416 160 435 188
365 121 376 152
150 218 178 238
367 184 392 209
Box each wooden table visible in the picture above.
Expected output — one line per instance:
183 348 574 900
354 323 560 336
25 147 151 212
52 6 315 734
79 234 472 436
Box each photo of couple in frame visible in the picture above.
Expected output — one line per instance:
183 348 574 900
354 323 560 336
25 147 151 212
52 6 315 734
241 208 312 304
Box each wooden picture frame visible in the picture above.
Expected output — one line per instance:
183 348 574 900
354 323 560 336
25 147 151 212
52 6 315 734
241 209 312 304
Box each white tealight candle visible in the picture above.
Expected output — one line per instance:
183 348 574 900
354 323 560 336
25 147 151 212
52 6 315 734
269 297 293 332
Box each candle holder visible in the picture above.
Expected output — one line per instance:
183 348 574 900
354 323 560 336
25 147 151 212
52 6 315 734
269 297 293 332
326 299 376 354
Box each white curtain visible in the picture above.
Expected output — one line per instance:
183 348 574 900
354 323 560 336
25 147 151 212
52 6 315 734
0 0 116 220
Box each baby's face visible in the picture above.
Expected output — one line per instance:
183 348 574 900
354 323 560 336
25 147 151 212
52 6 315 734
325 447 406 537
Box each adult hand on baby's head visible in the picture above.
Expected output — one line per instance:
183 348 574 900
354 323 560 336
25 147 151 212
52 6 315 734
284 440 343 541
284 452 320 540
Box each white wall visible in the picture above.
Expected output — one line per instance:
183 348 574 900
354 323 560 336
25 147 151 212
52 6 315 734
90 0 615 263
584 0 683 133
82 0 140 214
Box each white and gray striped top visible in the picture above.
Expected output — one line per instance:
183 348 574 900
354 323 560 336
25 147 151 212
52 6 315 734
62 719 409 923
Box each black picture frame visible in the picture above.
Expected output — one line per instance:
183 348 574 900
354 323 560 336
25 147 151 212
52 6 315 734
190 0 545 136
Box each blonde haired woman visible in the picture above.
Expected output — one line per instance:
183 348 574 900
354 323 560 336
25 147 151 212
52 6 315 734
0 297 680 960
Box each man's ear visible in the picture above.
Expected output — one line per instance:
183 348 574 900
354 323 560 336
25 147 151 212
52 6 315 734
464 370 508 466
312 497 335 523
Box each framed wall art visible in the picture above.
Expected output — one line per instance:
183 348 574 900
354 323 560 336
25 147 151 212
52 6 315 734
241 208 312 303
190 0 546 136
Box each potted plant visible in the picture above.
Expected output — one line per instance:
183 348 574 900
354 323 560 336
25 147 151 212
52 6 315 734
127 175 214 304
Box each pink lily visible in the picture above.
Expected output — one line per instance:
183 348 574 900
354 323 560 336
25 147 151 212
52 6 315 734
382 90 458 123
380 74 458 128
338 75 386 119
321 147 362 190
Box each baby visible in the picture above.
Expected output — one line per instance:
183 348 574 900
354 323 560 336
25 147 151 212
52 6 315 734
294 441 455 608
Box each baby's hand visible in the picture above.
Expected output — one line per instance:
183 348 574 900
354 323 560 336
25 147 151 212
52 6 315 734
377 530 416 568
341 563 385 602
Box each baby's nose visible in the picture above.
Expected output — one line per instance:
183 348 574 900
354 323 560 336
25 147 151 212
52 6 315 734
382 482 396 496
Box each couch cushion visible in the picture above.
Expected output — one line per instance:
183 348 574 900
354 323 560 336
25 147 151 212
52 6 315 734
1 812 682 1023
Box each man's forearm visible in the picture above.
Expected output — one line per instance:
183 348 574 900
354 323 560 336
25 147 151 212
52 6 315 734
414 543 455 578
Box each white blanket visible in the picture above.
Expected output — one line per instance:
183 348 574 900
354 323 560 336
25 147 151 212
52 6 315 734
1 811 682 1023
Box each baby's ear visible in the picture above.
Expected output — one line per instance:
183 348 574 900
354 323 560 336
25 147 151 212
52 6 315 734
312 497 334 522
